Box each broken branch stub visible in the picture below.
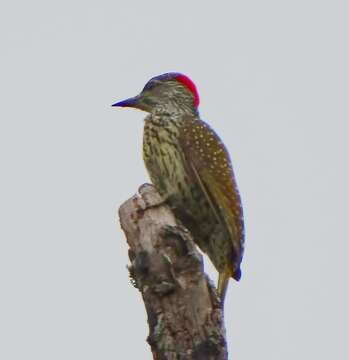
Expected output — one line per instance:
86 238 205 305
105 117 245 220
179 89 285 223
119 183 228 360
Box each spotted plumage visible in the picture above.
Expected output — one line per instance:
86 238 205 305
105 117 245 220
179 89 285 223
113 73 245 306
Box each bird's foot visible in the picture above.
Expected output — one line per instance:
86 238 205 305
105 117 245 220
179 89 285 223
138 183 167 210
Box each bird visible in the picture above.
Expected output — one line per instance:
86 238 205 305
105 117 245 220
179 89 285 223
112 72 244 306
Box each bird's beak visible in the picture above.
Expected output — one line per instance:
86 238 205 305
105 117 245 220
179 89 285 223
112 95 143 109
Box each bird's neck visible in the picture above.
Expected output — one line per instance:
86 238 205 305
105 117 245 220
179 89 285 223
151 101 198 119
146 107 198 129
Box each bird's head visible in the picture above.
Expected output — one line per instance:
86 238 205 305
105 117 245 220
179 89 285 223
112 72 200 114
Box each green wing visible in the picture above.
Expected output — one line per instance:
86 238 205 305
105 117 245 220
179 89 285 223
178 117 244 264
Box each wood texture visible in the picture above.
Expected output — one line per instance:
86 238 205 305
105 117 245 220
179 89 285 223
119 184 228 360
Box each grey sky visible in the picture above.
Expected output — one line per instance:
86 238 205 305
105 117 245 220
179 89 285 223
1 1 348 359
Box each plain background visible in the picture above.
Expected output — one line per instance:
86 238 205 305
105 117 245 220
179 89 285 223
1 1 348 359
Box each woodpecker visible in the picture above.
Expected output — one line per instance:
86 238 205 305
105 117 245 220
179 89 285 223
112 73 244 305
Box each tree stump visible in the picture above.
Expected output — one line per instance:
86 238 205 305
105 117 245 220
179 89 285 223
119 184 228 360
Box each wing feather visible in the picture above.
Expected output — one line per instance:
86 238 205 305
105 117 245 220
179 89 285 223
178 117 244 262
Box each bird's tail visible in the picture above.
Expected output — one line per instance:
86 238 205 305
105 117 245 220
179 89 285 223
217 270 231 308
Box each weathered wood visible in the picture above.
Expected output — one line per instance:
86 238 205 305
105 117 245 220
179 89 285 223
119 184 228 360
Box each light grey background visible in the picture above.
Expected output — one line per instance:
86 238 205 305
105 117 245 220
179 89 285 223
1 1 348 359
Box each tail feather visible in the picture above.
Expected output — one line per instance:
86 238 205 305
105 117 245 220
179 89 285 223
217 271 230 308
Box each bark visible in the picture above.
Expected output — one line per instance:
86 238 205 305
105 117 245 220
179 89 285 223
118 183 228 360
